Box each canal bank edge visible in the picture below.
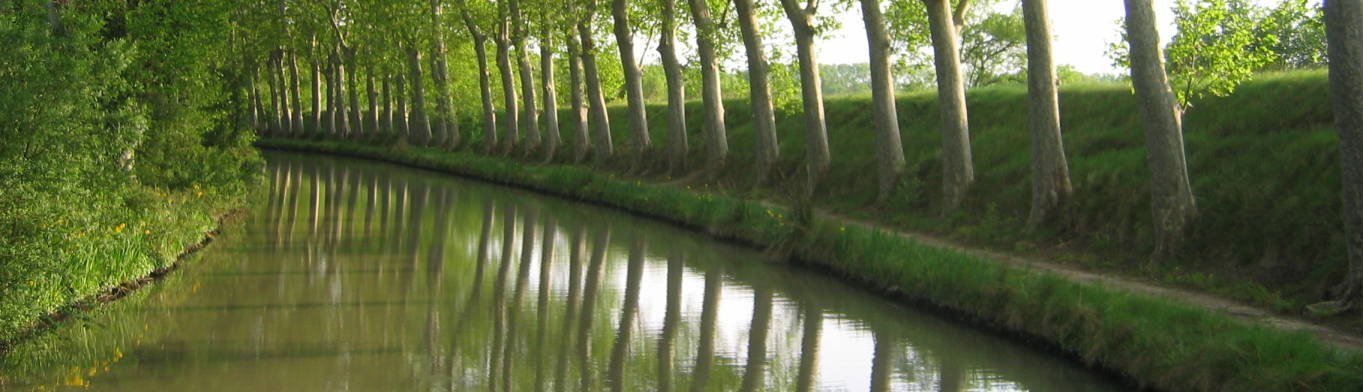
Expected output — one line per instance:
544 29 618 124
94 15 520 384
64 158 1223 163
258 138 1363 392
0 210 243 357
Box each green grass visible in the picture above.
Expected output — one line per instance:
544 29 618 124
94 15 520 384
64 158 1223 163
466 69 1338 314
258 136 1363 391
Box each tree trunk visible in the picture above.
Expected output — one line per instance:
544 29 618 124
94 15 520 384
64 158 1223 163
431 0 460 149
267 52 284 135
288 50 305 136
396 73 411 139
382 74 394 138
249 67 263 131
567 28 591 163
1124 0 1196 260
274 51 292 136
540 20 561 162
612 0 651 165
659 0 688 174
345 49 363 139
511 0 541 153
579 1 614 161
322 60 335 137
733 0 779 184
366 67 379 138
310 53 322 136
781 0 831 196
926 0 975 213
860 0 905 203
333 48 351 139
407 47 433 146
475 36 499 152
1326 0 1363 304
1022 0 1072 230
687 0 729 172
496 18 520 154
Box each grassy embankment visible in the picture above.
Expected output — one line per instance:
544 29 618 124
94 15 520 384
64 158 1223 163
257 69 1356 390
0 186 249 353
259 133 1363 391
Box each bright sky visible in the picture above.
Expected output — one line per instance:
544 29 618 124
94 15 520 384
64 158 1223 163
809 0 1287 75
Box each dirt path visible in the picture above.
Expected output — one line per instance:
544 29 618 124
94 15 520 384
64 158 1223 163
824 211 1363 351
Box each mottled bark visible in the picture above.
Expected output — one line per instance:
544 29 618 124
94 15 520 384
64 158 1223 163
733 0 779 184
458 3 499 152
566 29 591 163
926 0 975 213
1022 0 1072 230
396 73 411 138
267 52 284 135
406 47 433 145
1124 0 1196 260
310 53 322 136
288 51 304 136
578 0 614 160
332 49 351 138
540 20 561 162
860 0 905 203
365 67 379 138
687 0 729 172
496 11 521 154
612 0 651 163
274 51 292 135
510 0 541 153
345 49 363 139
1326 0 1363 303
781 0 831 195
659 0 688 173
431 0 460 149
382 74 394 137
249 67 263 131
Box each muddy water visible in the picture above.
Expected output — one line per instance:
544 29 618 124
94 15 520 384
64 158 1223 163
0 152 1128 391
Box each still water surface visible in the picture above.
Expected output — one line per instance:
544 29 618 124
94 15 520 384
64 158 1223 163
1 152 1128 391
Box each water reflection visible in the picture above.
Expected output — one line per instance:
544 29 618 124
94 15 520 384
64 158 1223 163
0 152 1128 391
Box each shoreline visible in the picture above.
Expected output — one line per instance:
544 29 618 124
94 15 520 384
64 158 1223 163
258 137 1363 391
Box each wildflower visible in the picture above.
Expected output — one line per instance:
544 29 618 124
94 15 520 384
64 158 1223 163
114 223 126 233
27 280 35 286
196 191 204 197
144 229 151 235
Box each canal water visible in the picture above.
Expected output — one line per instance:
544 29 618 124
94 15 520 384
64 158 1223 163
0 152 1127 391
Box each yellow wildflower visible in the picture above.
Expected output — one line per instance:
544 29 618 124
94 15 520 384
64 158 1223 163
144 229 151 235
114 223 126 233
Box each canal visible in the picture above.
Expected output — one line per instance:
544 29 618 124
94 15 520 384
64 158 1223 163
0 151 1127 391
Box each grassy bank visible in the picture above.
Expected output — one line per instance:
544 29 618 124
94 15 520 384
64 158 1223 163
444 70 1341 316
0 185 249 352
259 137 1363 391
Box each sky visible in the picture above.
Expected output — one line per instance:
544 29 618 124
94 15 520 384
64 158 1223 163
806 0 1285 76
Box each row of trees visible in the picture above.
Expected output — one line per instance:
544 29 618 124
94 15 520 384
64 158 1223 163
241 0 1363 306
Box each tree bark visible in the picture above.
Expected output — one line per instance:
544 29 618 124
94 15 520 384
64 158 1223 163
431 0 460 149
1124 0 1196 260
540 18 561 162
781 0 831 195
496 11 521 154
310 48 323 136
249 66 263 131
511 0 541 153
396 73 411 139
733 0 780 184
345 48 363 139
288 50 305 136
459 3 499 153
267 52 284 135
926 0 975 213
1326 0 1363 303
567 28 592 163
382 74 394 138
687 0 728 172
860 0 905 203
659 0 688 174
579 0 614 160
612 0 651 164
407 47 433 145
366 67 379 138
1022 0 1072 230
274 51 292 136
332 48 351 139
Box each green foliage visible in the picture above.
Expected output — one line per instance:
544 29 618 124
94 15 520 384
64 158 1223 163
1164 0 1279 106
885 0 1025 89
0 0 259 347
